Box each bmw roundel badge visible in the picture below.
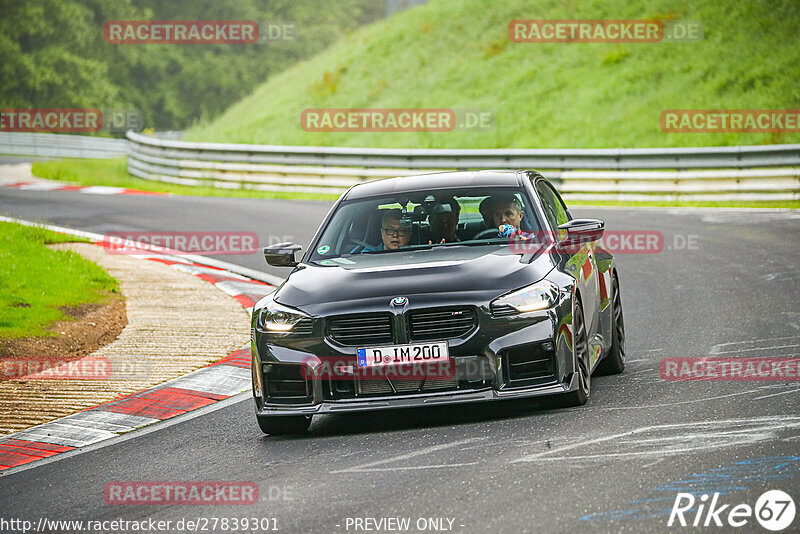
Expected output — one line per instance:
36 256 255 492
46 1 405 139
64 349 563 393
391 296 408 306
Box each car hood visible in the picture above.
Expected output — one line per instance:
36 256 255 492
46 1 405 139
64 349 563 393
274 247 555 316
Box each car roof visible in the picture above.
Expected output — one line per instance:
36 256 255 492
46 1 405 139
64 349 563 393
343 170 524 201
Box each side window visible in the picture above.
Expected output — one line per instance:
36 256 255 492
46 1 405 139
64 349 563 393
535 181 571 240
535 182 559 230
551 188 570 226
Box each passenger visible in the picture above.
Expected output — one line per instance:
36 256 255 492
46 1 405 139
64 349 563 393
362 209 411 252
491 193 524 229
428 198 461 244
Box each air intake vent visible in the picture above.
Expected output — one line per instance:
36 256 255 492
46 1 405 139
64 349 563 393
290 318 313 336
409 307 476 341
356 378 394 395
490 303 517 317
263 363 312 403
328 314 393 346
505 343 555 381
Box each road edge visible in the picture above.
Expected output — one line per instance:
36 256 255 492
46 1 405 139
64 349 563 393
0 216 282 475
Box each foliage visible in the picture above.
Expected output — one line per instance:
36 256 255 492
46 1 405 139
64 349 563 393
0 0 383 131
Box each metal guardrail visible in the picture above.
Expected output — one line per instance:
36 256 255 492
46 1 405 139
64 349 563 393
0 132 126 159
1 132 798 201
126 132 800 169
126 132 800 201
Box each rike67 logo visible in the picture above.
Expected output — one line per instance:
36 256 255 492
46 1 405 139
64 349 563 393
668 490 795 531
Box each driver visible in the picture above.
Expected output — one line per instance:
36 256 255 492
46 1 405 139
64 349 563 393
362 209 411 252
491 193 524 229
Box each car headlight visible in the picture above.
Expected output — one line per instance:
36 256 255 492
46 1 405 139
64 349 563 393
492 280 559 313
256 299 309 332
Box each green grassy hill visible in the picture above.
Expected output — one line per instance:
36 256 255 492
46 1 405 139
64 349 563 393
187 0 800 148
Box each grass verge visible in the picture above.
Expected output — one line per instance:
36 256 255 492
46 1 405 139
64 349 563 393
187 0 800 149
568 199 800 209
31 158 342 201
30 158 799 209
0 222 119 339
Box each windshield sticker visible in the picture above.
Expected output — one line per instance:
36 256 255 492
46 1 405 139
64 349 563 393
317 245 331 254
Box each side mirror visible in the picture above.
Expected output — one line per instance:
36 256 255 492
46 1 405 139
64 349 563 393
557 219 604 250
264 242 302 267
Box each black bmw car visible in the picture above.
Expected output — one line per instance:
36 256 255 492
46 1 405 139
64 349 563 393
251 170 625 434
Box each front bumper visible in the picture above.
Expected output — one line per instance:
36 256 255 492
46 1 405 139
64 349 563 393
252 295 576 416
255 374 577 415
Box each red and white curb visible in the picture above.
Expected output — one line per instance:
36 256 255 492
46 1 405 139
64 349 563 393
1 180 169 196
0 217 279 473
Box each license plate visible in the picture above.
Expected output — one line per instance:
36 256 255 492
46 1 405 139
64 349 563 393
356 342 449 368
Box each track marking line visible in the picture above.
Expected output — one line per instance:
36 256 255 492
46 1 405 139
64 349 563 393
330 437 486 474
335 462 482 473
601 386 770 410
711 344 800 355
752 387 800 400
512 416 800 464
710 335 800 354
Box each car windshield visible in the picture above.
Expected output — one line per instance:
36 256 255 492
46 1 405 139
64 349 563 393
308 187 543 264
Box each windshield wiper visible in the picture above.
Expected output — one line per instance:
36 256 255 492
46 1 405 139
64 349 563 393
338 239 512 257
429 239 508 248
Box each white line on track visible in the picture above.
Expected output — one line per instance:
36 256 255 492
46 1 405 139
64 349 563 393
642 458 665 469
709 336 800 355
711 344 800 355
330 437 486 474
752 387 800 400
512 416 800 464
601 387 772 410
335 463 482 473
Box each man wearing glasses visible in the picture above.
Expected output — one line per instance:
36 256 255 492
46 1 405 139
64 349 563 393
362 209 412 252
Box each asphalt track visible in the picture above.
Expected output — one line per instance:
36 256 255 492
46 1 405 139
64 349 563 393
1 186 799 533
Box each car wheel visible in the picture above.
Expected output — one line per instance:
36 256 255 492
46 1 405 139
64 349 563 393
257 415 312 435
596 274 626 375
558 302 591 407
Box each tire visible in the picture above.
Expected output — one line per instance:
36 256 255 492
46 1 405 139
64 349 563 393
557 302 591 407
596 274 626 375
256 414 312 435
